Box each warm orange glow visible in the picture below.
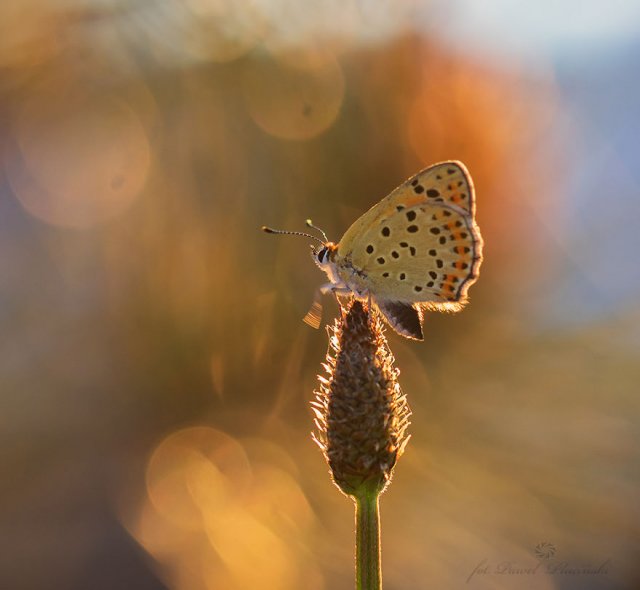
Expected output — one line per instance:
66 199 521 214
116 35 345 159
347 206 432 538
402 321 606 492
243 54 345 140
0 1 62 68
3 3 638 588
145 428 251 528
131 427 322 590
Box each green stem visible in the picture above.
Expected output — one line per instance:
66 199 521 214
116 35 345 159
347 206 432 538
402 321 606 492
355 488 382 590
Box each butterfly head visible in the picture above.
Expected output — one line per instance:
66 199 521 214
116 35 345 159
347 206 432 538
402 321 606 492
260 221 342 286
262 219 336 267
312 241 338 269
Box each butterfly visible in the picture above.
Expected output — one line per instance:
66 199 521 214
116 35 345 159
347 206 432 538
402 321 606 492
263 161 483 340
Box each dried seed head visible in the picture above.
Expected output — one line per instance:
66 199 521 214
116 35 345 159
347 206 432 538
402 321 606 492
312 299 411 497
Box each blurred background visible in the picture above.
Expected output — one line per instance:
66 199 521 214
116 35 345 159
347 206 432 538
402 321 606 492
1 1 639 589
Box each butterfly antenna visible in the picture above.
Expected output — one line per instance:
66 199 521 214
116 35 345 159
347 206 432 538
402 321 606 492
305 219 329 242
261 226 325 245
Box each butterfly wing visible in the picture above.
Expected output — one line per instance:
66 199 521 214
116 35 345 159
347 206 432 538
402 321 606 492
338 161 476 253
342 202 481 307
375 300 424 340
336 161 482 309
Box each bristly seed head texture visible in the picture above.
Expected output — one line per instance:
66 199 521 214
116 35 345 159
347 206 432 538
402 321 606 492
312 299 411 497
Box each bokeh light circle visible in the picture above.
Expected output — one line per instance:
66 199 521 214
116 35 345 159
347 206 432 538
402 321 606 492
145 426 252 530
243 54 345 141
7 87 151 228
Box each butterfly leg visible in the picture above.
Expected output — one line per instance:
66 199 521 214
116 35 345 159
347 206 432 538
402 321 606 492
319 283 351 296
338 294 347 320
366 290 374 328
319 283 351 319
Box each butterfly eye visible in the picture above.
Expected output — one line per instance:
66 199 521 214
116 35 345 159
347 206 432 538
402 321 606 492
317 246 328 263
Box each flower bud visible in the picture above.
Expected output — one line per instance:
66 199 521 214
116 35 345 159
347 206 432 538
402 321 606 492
312 300 411 496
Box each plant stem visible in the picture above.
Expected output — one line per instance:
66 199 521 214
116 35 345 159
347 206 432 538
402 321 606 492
355 488 382 590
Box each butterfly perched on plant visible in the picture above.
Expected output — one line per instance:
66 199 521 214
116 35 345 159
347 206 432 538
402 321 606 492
263 161 483 340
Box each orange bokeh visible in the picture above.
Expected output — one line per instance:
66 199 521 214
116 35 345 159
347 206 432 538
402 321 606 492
129 427 321 590
7 75 151 228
